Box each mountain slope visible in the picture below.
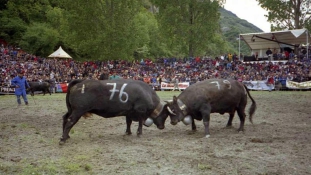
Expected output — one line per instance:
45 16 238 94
219 8 264 55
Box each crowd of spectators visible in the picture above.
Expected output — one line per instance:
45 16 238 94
1 44 311 90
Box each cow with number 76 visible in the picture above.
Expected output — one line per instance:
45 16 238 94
59 79 170 145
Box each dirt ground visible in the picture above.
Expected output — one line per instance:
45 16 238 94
0 91 311 175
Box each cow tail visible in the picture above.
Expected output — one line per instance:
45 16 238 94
244 84 257 124
65 79 84 117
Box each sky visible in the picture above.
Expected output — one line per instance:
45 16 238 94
224 0 271 32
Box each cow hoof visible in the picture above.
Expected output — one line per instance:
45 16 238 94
125 131 132 135
59 140 66 145
237 129 244 133
205 135 210 138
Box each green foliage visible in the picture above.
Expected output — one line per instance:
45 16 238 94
256 0 311 30
0 15 27 45
151 0 224 57
0 0 271 59
19 23 59 55
62 0 142 61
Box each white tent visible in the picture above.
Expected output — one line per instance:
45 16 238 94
48 46 72 59
239 29 310 59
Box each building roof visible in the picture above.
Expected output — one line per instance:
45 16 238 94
239 29 310 50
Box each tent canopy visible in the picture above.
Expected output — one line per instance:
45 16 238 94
48 46 72 58
240 29 310 50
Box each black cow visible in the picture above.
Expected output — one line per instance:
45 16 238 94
59 79 170 145
28 82 51 96
165 78 257 138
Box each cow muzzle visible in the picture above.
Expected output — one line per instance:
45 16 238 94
157 125 165 130
170 120 179 125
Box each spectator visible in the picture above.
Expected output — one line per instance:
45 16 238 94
1 42 311 93
99 67 109 80
266 48 272 61
109 70 121 80
172 75 180 91
266 73 274 92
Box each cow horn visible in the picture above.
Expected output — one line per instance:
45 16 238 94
167 106 176 115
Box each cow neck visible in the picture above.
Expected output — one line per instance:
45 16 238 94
177 99 188 115
150 103 163 119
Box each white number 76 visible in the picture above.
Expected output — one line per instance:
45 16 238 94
106 83 129 103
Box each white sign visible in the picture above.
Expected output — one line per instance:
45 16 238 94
243 81 274 91
160 82 190 90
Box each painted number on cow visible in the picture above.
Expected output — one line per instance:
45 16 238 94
223 80 231 89
107 83 129 103
210 80 231 90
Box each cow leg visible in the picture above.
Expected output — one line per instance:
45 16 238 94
191 118 197 131
59 111 83 145
62 112 70 132
47 88 51 95
125 116 132 135
201 105 211 138
226 111 235 127
137 117 143 136
132 104 147 136
236 108 246 132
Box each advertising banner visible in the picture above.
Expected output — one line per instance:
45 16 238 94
286 80 311 89
160 82 190 90
0 86 16 95
243 81 274 91
56 83 68 93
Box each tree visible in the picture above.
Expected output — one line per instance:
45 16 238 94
62 0 143 61
0 0 64 55
151 0 225 58
19 23 59 56
256 0 311 31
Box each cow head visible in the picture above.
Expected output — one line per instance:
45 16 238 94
144 103 170 130
166 96 187 125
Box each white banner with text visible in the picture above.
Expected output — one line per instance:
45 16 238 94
286 80 311 89
242 81 274 91
160 82 190 90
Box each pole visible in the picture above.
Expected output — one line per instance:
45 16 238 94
32 95 36 105
307 30 309 62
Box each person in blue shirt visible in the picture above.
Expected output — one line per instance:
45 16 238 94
109 70 121 80
11 70 30 106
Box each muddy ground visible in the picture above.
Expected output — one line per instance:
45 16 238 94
0 91 311 175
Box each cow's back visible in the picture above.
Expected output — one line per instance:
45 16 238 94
68 79 158 116
180 79 247 113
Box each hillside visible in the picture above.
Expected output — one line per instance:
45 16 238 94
220 8 264 55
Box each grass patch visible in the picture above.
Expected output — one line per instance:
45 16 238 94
0 157 93 175
198 163 212 170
